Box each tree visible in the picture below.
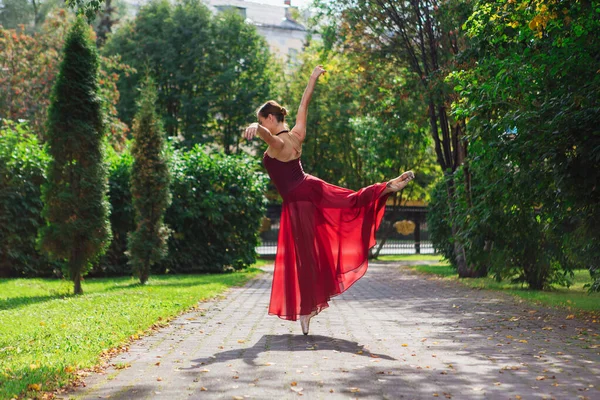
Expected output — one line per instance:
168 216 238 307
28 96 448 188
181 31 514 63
449 0 600 289
103 0 275 147
211 9 273 154
127 76 171 284
0 10 131 145
316 0 481 276
38 17 111 295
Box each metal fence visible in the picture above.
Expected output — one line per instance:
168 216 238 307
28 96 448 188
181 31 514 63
257 205 435 257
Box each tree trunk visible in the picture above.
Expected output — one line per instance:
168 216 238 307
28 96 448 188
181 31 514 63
71 247 84 295
445 174 484 277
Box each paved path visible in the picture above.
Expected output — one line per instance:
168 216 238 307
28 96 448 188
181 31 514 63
66 263 600 400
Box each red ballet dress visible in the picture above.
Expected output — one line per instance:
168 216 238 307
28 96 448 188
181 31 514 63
263 151 390 321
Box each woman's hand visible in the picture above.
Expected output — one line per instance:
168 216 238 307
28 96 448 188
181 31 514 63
310 65 326 81
244 123 260 140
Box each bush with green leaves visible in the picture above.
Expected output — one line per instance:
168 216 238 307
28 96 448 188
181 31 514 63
160 147 268 273
93 144 134 276
427 177 456 268
0 121 56 277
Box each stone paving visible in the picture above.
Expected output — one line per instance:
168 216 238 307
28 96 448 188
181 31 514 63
66 262 600 400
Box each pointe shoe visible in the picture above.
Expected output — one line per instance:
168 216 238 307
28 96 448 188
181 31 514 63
387 171 415 192
299 311 317 335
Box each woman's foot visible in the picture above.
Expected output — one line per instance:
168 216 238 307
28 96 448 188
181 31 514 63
299 311 317 335
386 171 415 192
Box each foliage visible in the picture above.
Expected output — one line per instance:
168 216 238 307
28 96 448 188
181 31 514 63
127 77 172 284
94 143 134 276
448 0 600 289
0 121 56 277
427 177 456 268
0 10 69 138
161 147 268 273
0 270 260 399
209 9 273 153
0 10 131 146
38 17 112 295
102 0 274 147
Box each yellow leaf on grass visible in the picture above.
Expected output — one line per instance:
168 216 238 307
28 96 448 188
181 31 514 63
29 364 39 370
65 366 76 373
28 384 42 391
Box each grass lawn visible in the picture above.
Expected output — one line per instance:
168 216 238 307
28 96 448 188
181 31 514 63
0 268 261 399
404 261 600 314
377 254 445 262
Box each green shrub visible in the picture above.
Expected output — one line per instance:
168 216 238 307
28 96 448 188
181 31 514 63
0 121 56 277
160 147 268 273
93 145 135 276
427 177 455 268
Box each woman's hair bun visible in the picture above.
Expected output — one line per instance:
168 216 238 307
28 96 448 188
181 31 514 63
281 106 288 116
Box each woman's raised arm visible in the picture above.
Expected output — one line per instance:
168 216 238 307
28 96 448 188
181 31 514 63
291 66 326 142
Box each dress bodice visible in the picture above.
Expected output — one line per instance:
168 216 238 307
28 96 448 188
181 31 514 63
263 153 307 196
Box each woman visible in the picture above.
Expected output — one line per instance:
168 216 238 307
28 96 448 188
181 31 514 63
244 66 414 335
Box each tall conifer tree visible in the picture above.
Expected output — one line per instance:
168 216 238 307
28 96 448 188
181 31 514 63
127 76 171 284
39 17 111 295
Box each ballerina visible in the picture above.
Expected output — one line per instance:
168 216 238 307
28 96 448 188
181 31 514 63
244 66 414 334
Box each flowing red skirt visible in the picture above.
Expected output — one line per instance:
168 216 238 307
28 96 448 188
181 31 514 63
268 175 389 321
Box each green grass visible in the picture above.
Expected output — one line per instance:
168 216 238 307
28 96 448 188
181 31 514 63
408 263 600 314
0 268 260 399
377 254 445 262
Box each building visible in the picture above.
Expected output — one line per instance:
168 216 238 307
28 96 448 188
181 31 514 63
205 0 308 64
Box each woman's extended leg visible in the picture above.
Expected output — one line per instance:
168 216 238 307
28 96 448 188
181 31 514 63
381 171 415 196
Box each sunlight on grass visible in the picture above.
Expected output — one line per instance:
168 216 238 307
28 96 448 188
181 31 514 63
0 269 260 399
377 254 445 262
408 264 600 314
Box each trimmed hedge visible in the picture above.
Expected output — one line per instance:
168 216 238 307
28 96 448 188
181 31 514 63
1 126 268 276
0 121 57 277
160 146 269 273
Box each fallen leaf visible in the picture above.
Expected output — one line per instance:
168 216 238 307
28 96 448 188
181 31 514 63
200 387 207 391
536 376 545 381
237 340 245 343
402 344 408 347
157 377 162 381
28 384 42 391
155 362 161 366
291 382 297 386
350 388 360 393
566 315 575 320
